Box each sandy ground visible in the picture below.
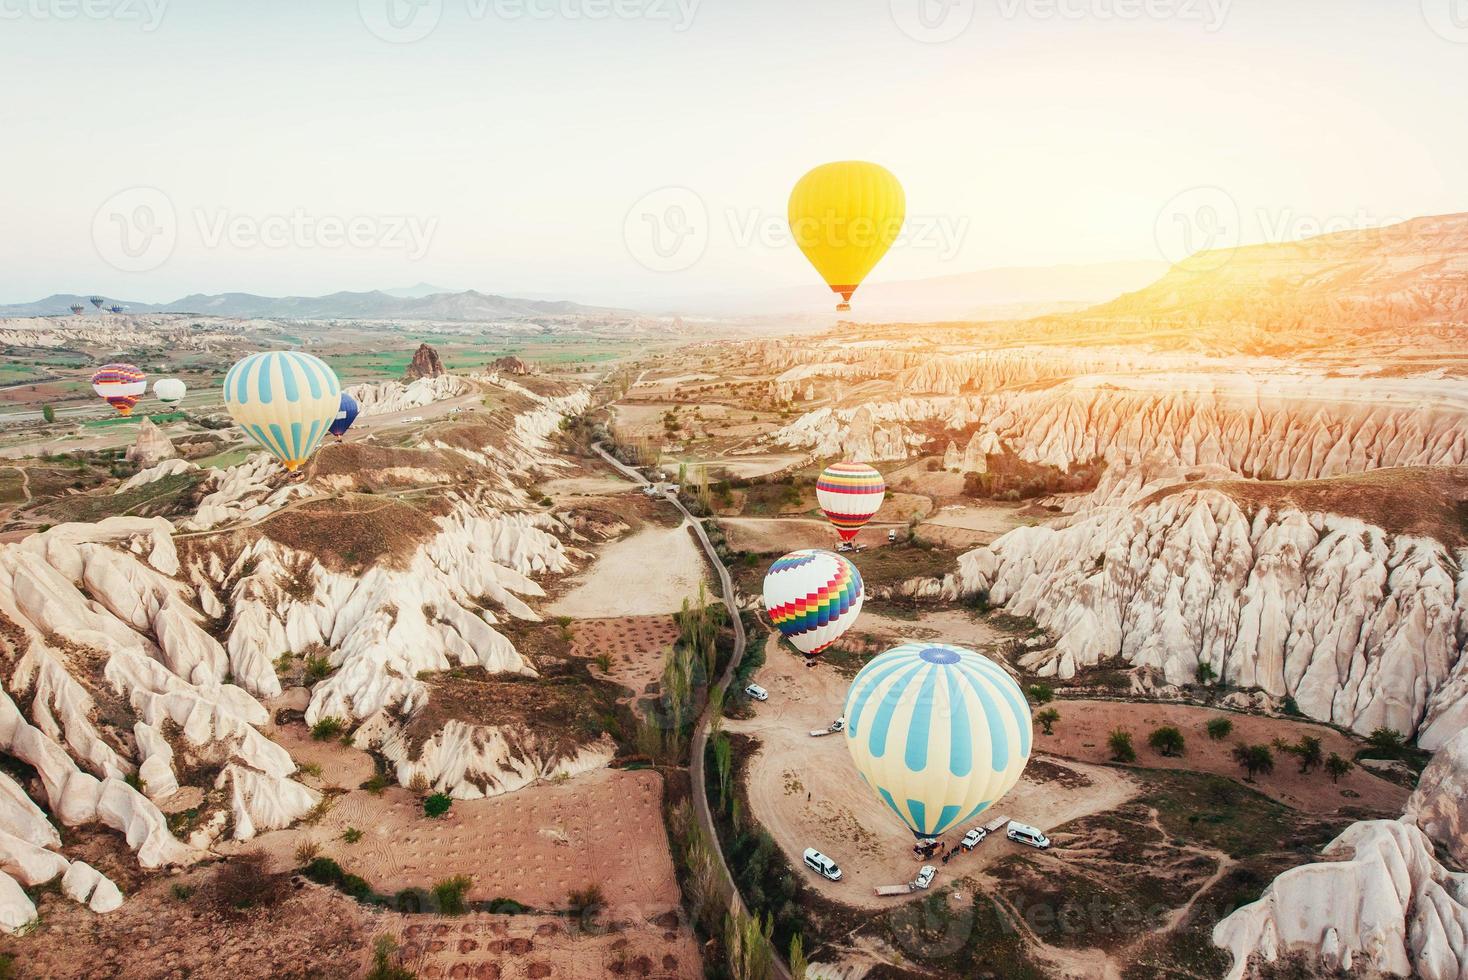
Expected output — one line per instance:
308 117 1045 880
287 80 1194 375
925 501 1030 535
542 474 637 497
237 768 682 913
572 615 680 710
871 491 932 524
727 635 1138 910
1039 699 1409 814
718 516 841 554
848 608 1006 652
548 523 708 618
702 452 804 479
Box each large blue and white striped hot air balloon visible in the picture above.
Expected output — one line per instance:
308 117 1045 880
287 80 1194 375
763 549 864 657
844 642 1031 839
223 351 341 472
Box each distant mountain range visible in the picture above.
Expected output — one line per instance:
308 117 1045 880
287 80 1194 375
0 288 615 321
673 260 1172 320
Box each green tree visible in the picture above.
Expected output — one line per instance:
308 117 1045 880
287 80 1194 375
42 404 56 423
1325 754 1352 783
1206 717 1233 741
366 935 414 980
1035 708 1060 736
1366 728 1407 758
431 875 472 915
1107 729 1135 763
1194 661 1217 685
1027 683 1054 705
1291 735 1323 773
1147 726 1186 757
423 793 453 819
1232 743 1274 781
789 934 808 980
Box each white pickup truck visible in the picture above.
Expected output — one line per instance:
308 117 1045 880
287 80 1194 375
873 865 937 896
808 717 846 738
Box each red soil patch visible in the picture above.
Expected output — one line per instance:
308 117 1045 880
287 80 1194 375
1038 699 1409 815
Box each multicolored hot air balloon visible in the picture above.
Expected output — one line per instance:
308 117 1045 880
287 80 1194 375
223 351 341 472
109 305 126 314
763 549 864 657
90 363 147 417
89 297 105 309
789 161 906 313
154 378 187 405
69 305 85 315
844 643 1032 839
330 391 359 439
817 462 886 543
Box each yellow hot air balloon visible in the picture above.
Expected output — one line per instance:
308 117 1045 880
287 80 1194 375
788 161 906 312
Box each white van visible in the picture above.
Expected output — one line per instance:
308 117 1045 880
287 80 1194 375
803 848 843 881
1006 821 1051 850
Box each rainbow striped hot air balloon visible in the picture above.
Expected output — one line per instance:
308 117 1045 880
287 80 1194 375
223 351 341 472
844 643 1031 839
817 462 886 543
90 363 147 417
763 549 863 657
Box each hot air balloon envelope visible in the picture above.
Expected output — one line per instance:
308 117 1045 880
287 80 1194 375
817 462 886 543
91 363 147 417
763 549 863 656
788 162 905 312
154 378 187 404
330 391 360 438
844 643 1032 839
223 351 341 472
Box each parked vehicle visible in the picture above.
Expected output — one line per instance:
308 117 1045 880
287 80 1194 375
888 529 898 543
960 827 988 851
803 849 842 881
1006 821 1051 849
745 684 769 702
809 716 845 737
874 865 937 896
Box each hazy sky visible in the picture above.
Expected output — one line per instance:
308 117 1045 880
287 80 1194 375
1 0 1463 308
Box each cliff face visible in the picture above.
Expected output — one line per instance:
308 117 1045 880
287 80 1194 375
404 342 446 380
957 480 1468 748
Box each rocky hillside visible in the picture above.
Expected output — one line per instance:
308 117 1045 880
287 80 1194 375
957 469 1468 749
0 371 599 932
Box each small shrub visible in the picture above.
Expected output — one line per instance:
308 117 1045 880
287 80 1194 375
362 773 391 794
304 655 334 684
1194 662 1218 685
593 653 613 672
1232 743 1274 781
432 875 472 916
298 762 323 778
366 935 414 980
124 771 146 793
1206 717 1233 741
170 883 195 901
342 827 364 844
1035 708 1060 736
1147 726 1186 757
567 883 605 916
424 793 453 819
311 717 346 741
1027 683 1054 705
1365 727 1407 757
302 856 373 902
1107 728 1135 763
1325 754 1352 783
294 839 322 864
210 853 290 913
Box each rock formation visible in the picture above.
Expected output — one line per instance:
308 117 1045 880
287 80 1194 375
346 374 468 417
955 483 1468 748
125 416 178 468
491 355 534 376
404 342 445 380
1408 726 1468 866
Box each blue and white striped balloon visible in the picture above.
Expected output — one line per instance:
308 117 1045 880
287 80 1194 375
223 351 342 472
843 642 1031 838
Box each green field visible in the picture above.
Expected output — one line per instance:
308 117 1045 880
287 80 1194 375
82 411 187 430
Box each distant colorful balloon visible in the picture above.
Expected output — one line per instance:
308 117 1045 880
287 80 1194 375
88 296 104 309
844 643 1032 839
817 462 886 542
763 549 864 657
69 304 85 315
330 391 359 439
153 378 187 405
90 363 147 417
223 351 341 472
